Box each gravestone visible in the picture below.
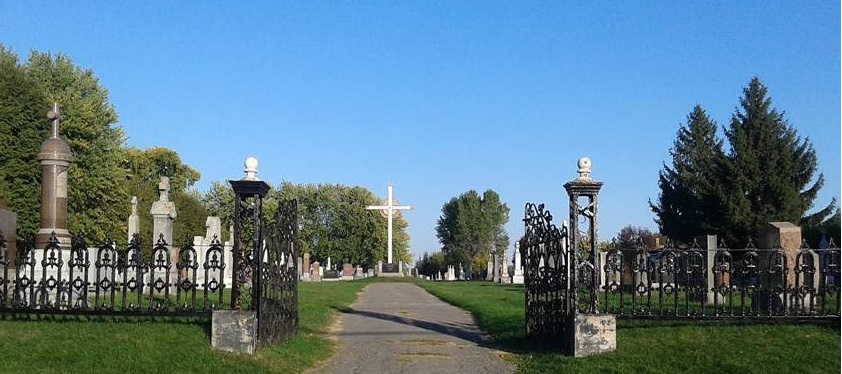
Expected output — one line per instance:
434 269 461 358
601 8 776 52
512 243 524 284
342 263 354 280
150 176 177 247
310 261 321 282
327 256 332 271
151 177 177 283
500 260 511 283
354 266 364 279
379 261 402 277
445 265 456 281
758 222 813 313
302 252 311 281
0 198 18 275
127 196 139 243
323 269 340 281
211 310 257 355
758 222 804 289
486 259 493 281
203 216 222 245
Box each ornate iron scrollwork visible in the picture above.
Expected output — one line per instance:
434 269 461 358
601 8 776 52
522 202 570 341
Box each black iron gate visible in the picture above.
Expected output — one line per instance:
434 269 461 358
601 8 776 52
256 199 299 346
229 178 299 347
520 203 571 340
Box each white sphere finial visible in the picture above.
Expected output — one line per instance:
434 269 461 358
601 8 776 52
244 157 259 180
577 157 592 180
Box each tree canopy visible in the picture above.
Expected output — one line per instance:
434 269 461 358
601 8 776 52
0 46 48 235
274 182 410 269
0 46 130 242
123 147 207 248
435 189 509 276
0 45 209 247
652 77 835 246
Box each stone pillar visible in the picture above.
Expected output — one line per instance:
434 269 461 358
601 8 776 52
563 157 614 356
695 235 718 304
486 259 493 281
127 196 139 243
36 103 72 250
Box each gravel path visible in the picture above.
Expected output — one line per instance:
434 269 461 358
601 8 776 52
315 282 515 374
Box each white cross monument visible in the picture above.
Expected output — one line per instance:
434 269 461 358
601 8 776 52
366 183 412 264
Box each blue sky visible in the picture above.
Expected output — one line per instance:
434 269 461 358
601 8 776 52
2 2 839 260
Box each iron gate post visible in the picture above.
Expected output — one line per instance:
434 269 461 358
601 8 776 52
229 157 270 311
563 157 615 357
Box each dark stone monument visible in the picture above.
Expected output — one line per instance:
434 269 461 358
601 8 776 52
35 103 72 250
0 198 18 270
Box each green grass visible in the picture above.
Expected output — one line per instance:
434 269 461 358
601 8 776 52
417 281 841 374
0 280 371 374
2 278 838 374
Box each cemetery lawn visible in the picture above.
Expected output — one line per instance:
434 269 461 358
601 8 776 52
0 280 370 374
417 281 841 374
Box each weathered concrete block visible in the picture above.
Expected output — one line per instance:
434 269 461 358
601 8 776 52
211 310 257 355
572 314 616 357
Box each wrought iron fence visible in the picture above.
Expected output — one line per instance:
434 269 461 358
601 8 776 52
592 240 840 319
0 231 229 317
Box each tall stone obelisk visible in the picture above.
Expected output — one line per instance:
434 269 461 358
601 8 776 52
35 103 73 249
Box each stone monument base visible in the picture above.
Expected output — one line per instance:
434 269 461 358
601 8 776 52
378 262 403 277
569 314 616 357
512 275 524 284
211 310 257 355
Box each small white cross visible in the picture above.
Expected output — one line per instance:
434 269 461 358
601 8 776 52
366 183 412 264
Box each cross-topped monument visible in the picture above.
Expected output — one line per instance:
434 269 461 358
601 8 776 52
366 183 412 264
35 102 73 249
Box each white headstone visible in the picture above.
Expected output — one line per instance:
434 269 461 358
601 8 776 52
127 196 139 243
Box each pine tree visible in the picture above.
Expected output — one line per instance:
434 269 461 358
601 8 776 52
722 77 835 245
650 105 726 243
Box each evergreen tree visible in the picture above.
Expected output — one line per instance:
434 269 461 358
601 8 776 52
723 77 835 245
650 105 726 243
